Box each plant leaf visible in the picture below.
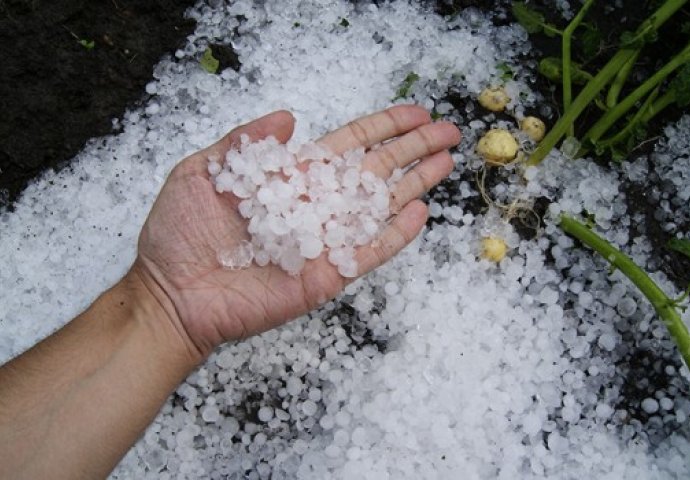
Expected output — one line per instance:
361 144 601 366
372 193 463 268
79 39 95 50
591 140 607 157
538 57 562 82
668 238 690 260
393 72 420 100
620 23 658 49
200 47 219 74
496 62 514 81
543 25 560 38
538 57 593 84
512 2 545 34
581 23 602 59
620 31 641 49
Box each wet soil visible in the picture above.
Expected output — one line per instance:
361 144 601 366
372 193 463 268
0 0 197 207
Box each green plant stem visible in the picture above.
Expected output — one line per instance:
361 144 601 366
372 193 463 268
640 89 676 122
577 87 659 152
624 0 688 46
559 214 690 368
527 0 688 166
527 50 634 165
606 50 640 108
563 0 596 136
596 88 676 150
583 40 690 146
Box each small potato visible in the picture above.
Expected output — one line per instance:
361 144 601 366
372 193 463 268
477 129 519 166
520 116 546 142
478 86 511 112
481 237 508 262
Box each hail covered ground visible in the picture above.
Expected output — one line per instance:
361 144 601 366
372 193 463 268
1 1 689 478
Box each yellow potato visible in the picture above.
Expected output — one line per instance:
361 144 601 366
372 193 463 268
477 129 519 166
478 86 511 112
481 237 508 262
520 116 546 142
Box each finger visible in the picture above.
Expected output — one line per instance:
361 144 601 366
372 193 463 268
389 151 455 214
362 122 461 178
317 105 431 154
354 199 428 277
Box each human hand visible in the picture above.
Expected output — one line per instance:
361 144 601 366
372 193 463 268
132 106 461 359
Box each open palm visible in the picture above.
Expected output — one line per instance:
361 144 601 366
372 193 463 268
134 106 461 356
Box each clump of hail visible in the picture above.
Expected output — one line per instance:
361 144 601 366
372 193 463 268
209 135 397 277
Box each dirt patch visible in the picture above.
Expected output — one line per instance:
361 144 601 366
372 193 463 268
0 0 197 207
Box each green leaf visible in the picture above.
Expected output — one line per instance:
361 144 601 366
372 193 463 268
590 140 606 157
79 39 95 50
200 47 219 74
431 111 442 121
620 31 641 49
644 29 659 44
668 238 690 260
571 66 594 85
543 25 560 38
538 57 593 84
511 2 546 34
620 23 658 49
581 23 602 59
629 122 648 145
496 62 514 81
538 57 562 82
393 72 420 100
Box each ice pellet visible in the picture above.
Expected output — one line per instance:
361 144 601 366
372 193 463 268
209 136 397 276
641 398 660 414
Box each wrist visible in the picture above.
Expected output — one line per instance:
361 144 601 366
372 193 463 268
124 261 206 367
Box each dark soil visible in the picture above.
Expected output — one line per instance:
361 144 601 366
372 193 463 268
0 0 197 207
624 179 690 288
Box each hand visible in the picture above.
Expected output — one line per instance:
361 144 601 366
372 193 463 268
133 106 461 358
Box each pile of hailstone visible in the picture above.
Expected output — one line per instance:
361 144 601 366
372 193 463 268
210 135 395 277
4 0 690 477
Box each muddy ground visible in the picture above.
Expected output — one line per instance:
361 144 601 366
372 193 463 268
0 0 197 206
